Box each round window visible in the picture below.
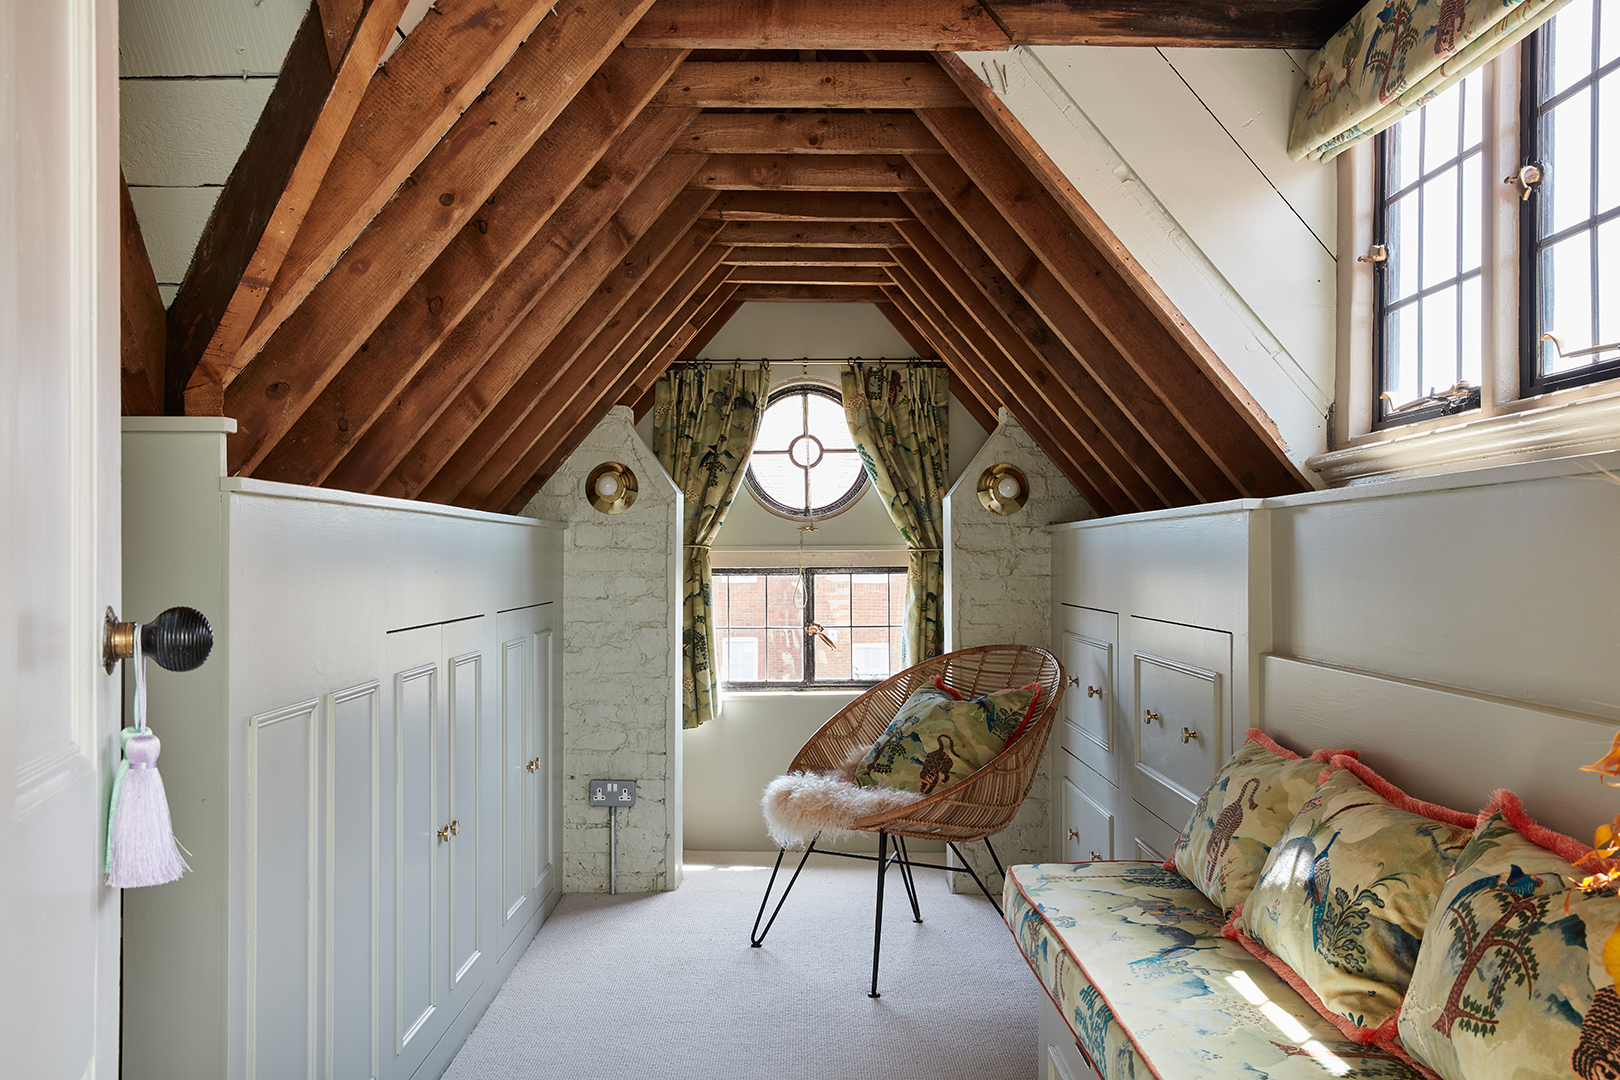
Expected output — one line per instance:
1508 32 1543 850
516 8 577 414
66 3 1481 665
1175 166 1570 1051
745 384 868 519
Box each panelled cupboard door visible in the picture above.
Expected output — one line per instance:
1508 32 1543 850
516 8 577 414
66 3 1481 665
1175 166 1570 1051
1058 605 1119 785
1059 753 1114 862
1127 618 1231 835
443 617 488 1013
496 606 552 955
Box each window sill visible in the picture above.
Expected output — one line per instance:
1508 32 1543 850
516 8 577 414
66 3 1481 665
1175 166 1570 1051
1307 387 1620 486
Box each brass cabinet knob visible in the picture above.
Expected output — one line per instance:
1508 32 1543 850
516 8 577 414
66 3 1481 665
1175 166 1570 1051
1065 675 1079 687
1067 828 1079 841
1087 685 1103 698
1144 709 1160 725
449 819 459 837
1090 851 1103 862
437 825 450 842
1181 727 1198 744
525 758 538 773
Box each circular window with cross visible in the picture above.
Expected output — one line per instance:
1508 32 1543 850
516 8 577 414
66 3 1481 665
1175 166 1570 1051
744 384 868 519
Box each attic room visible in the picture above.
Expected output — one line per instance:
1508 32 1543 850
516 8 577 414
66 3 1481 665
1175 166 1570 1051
5 0 1620 1078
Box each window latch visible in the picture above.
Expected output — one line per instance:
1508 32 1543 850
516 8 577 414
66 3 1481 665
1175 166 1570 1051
1541 332 1620 361
1505 163 1543 201
1357 244 1389 264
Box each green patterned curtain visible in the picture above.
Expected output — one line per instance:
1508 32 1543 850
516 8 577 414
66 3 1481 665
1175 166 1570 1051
840 362 948 666
1290 0 1572 161
653 362 770 729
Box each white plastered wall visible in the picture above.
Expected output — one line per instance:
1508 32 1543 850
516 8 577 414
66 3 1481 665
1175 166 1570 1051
520 406 684 892
944 410 1093 892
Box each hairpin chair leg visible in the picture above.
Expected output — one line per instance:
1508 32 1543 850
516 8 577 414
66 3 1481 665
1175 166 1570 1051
895 835 922 924
946 841 1003 915
870 830 889 998
983 835 1004 881
751 836 819 948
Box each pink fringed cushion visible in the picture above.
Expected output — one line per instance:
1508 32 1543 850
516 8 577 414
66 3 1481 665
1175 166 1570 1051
1167 729 1353 913
1398 790 1620 1079
760 771 924 849
1232 756 1477 1053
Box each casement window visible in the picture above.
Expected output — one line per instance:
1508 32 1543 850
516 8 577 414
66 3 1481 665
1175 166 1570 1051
1344 0 1620 457
711 567 906 690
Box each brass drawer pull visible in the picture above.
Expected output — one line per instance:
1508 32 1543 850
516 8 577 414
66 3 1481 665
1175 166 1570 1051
1181 727 1198 744
1066 675 1079 688
1090 851 1103 862
1067 828 1079 841
1144 709 1160 725
1087 685 1103 698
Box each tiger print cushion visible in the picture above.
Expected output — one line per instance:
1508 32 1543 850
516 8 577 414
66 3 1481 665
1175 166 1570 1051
1170 730 1343 913
852 681 1037 796
1399 791 1620 1080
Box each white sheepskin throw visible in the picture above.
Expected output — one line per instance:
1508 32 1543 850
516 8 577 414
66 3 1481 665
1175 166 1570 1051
761 772 925 848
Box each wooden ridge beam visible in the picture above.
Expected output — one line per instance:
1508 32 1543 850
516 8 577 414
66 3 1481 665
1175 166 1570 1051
893 202 1183 508
412 189 720 504
371 168 710 501
716 220 906 246
199 0 650 412
624 0 1011 51
928 62 1308 494
724 265 891 285
649 61 965 109
166 0 407 413
671 112 942 155
120 171 165 417
729 284 889 302
722 247 898 265
703 192 914 221
474 241 733 512
904 151 1237 502
689 155 928 190
885 260 1130 512
984 0 1362 49
252 53 695 487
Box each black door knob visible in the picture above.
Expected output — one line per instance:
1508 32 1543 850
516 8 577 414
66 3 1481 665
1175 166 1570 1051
140 607 214 672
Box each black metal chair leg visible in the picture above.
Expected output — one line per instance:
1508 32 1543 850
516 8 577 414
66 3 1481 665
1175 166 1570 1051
869 830 889 998
947 841 1003 915
982 835 1005 880
895 835 922 923
751 838 819 947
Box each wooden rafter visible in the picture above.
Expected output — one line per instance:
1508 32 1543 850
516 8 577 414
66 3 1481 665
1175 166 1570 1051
690 155 930 190
722 248 898 265
623 0 1012 51
670 112 943 154
120 170 165 417
985 0 1363 49
648 61 966 108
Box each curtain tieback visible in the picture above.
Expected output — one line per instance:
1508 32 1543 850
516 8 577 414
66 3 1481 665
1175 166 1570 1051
908 547 944 552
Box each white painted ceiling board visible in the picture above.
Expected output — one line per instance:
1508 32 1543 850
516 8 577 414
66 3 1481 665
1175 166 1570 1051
120 0 305 77
126 185 219 284
120 78 276 186
698 302 914 360
1029 46 1335 396
1159 48 1336 252
958 48 1329 468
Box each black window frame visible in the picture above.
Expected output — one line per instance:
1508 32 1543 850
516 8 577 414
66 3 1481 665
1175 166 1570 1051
743 383 869 520
1371 82 1485 430
711 565 907 692
1519 8 1620 397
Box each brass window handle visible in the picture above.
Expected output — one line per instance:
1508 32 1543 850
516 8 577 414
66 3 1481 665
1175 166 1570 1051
1181 727 1198 744
1087 685 1103 698
1144 709 1160 725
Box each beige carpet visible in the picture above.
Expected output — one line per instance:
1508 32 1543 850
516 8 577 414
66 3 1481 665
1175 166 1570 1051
444 851 1040 1079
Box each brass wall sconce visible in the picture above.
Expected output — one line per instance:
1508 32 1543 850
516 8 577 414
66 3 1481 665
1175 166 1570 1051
586 462 638 514
976 463 1028 516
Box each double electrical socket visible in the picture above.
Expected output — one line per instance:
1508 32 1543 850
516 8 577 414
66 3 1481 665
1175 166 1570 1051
588 779 636 807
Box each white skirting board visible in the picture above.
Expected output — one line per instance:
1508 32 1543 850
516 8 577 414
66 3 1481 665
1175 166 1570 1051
1261 653 1618 841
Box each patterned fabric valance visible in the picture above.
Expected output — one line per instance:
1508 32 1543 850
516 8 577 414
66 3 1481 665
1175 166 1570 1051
1289 0 1573 162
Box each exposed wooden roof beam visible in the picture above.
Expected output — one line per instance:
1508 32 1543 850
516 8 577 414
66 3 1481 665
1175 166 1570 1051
187 0 585 413
715 220 906 246
729 284 890 301
649 61 966 108
702 191 914 221
670 112 942 154
724 265 891 284
722 247 898 265
689 155 929 190
315 0 367 71
120 171 165 417
251 52 695 486
167 0 407 413
985 0 1364 49
624 1 1011 51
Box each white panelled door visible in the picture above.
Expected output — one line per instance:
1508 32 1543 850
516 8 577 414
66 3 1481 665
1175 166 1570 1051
0 0 122 1076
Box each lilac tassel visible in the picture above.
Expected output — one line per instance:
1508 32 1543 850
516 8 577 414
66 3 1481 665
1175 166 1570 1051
106 629 188 888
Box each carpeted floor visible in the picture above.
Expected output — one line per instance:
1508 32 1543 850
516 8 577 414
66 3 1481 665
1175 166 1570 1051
443 851 1040 1080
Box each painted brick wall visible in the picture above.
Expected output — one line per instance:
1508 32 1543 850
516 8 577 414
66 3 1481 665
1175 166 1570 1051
944 409 1094 894
521 406 684 894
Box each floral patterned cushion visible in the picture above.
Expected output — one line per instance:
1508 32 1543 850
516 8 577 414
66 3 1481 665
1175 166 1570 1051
1006 861 1430 1078
852 681 1037 795
1232 758 1477 1047
1170 730 1347 914
1399 791 1620 1080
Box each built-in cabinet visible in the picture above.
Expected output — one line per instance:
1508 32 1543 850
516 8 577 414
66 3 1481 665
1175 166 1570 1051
1050 504 1261 867
121 419 563 1080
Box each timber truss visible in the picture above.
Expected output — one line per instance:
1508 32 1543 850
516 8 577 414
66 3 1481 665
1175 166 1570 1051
122 1 1345 515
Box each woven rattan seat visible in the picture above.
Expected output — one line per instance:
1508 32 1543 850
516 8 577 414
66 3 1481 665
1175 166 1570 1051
750 643 1065 996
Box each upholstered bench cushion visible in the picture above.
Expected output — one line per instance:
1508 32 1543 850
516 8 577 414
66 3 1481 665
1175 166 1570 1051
1004 862 1429 1079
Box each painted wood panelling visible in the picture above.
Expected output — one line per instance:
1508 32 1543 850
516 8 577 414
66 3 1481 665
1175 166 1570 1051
124 184 216 294
329 682 381 1080
119 0 306 77
121 78 275 186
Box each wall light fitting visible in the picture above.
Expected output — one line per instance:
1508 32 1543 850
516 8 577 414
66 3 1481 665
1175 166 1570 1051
977 463 1028 516
586 462 638 515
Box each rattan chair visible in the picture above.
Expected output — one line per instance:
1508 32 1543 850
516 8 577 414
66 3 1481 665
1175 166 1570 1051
750 643 1065 997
